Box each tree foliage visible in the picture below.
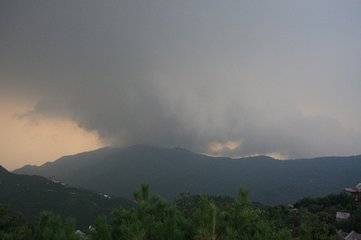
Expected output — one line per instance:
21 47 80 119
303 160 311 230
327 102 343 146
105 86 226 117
1 186 356 239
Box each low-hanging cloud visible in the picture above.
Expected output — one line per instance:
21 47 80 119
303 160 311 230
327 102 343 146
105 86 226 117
1 0 361 159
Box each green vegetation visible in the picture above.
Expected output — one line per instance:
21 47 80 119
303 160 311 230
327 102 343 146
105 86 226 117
294 193 361 234
3 184 360 240
0 165 133 229
0 204 31 240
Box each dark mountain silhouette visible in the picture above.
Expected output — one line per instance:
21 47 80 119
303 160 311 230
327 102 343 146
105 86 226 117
0 165 132 229
14 145 361 205
0 165 8 173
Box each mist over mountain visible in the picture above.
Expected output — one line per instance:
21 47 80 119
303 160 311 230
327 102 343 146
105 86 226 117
14 145 361 205
0 165 132 229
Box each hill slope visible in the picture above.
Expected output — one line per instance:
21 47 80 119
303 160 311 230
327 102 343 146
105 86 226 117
14 145 361 205
0 165 132 229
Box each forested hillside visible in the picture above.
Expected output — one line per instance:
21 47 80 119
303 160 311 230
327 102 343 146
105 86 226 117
15 145 361 205
2 184 360 240
0 165 133 229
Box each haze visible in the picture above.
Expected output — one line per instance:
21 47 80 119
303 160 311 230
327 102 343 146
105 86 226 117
1 0 361 170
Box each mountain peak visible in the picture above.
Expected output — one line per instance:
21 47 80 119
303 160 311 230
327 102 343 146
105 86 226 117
123 145 195 155
0 165 8 173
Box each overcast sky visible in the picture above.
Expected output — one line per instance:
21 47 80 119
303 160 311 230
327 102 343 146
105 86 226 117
1 0 361 169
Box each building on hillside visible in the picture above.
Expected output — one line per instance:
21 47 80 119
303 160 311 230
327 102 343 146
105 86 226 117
345 183 361 203
337 230 361 240
336 211 351 222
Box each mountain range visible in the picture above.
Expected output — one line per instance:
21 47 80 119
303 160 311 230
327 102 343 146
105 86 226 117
0 165 132 229
14 145 361 205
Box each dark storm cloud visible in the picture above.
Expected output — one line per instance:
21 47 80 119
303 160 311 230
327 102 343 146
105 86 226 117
1 0 361 158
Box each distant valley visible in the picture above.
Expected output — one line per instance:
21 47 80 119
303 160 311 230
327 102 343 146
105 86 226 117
14 145 361 205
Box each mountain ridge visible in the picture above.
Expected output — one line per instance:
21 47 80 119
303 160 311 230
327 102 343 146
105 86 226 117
0 165 8 173
14 145 361 205
15 146 280 171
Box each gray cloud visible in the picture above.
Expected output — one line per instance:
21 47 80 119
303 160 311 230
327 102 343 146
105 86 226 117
1 0 361 158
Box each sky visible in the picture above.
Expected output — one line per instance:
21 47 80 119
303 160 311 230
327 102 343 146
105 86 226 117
1 0 361 170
